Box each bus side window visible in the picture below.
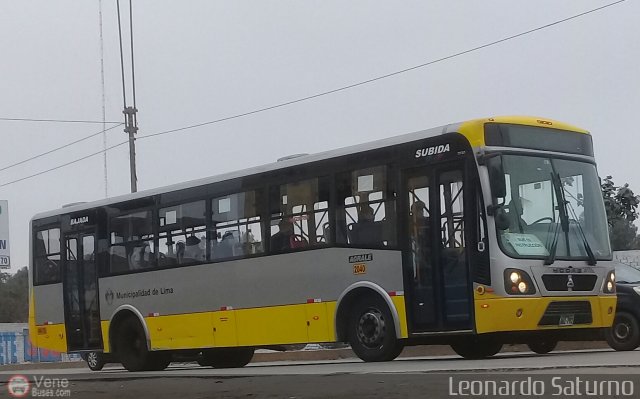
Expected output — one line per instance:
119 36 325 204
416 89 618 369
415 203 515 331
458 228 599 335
268 177 330 254
336 166 396 247
109 210 155 273
158 201 207 267
211 190 264 260
34 228 61 284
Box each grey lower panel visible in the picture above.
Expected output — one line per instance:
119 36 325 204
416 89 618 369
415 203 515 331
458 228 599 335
99 248 404 319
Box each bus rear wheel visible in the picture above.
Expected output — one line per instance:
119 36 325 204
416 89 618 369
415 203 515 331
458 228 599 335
115 317 154 372
347 295 403 362
201 347 255 368
451 339 502 360
527 339 558 354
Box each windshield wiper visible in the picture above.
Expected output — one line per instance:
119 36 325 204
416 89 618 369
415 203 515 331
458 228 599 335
544 221 560 265
545 171 570 265
564 198 597 266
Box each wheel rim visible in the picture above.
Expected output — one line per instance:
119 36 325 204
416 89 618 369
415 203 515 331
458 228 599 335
357 308 385 348
87 352 98 368
614 321 632 341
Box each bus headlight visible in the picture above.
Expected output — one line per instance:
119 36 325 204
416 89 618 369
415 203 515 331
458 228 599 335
504 269 536 295
633 287 640 296
603 270 616 294
518 281 528 293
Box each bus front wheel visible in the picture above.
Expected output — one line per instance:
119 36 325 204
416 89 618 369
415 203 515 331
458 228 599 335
347 295 403 362
527 339 558 354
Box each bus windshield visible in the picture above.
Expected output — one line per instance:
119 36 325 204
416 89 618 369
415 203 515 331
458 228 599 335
488 154 611 261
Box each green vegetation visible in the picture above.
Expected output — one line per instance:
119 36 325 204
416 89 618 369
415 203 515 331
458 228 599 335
602 176 640 251
0 267 28 322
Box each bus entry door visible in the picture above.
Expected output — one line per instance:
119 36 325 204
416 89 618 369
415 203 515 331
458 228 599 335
405 166 472 332
63 232 103 351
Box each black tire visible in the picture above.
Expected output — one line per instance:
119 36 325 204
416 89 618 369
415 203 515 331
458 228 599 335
201 347 255 368
196 352 211 367
115 317 152 372
605 311 640 351
196 358 211 367
347 295 403 362
86 351 105 371
527 339 558 354
451 338 502 360
146 352 172 371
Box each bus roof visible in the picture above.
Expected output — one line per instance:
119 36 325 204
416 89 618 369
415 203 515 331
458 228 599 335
32 115 589 220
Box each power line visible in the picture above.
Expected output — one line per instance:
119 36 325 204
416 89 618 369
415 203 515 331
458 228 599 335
0 117 121 124
0 123 123 173
0 0 626 188
0 141 129 188
138 0 626 141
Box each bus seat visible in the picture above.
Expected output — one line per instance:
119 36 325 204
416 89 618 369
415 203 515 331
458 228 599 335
290 234 308 249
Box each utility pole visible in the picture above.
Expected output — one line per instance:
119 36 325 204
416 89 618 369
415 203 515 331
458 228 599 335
124 106 138 193
117 0 139 193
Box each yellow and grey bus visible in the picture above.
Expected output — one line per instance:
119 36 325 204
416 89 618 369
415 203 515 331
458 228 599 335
29 116 616 371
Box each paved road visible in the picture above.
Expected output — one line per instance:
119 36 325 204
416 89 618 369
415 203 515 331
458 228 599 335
1 349 639 398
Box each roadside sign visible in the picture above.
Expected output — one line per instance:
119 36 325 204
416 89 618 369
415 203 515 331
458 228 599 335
0 200 10 269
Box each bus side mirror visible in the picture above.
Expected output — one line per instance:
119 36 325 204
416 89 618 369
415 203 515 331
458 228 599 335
489 161 506 199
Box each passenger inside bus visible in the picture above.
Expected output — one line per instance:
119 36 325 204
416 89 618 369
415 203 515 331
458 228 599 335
184 235 204 262
129 243 152 269
410 200 430 248
175 241 185 264
270 218 294 252
349 204 383 245
215 230 238 258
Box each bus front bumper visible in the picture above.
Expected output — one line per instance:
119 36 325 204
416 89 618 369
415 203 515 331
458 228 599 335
474 295 616 334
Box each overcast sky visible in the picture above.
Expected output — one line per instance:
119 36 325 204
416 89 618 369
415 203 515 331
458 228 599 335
0 0 637 272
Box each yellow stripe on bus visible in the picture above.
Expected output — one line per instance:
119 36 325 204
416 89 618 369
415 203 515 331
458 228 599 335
98 296 409 353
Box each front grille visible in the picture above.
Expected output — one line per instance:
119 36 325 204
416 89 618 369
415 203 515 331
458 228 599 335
538 301 592 326
541 274 597 291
